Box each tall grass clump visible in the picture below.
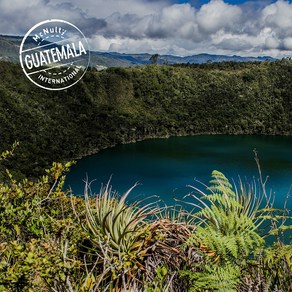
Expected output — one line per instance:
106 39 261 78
74 181 157 290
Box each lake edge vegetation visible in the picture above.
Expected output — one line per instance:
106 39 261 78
0 59 291 180
0 146 291 291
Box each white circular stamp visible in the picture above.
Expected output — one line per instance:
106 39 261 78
19 19 90 91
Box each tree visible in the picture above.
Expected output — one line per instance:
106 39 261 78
149 53 160 64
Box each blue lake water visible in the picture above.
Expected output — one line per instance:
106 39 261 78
65 135 292 212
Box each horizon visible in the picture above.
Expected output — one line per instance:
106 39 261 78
0 34 279 59
0 0 291 58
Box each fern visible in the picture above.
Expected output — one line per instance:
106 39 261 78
190 170 265 254
185 170 267 291
182 262 240 291
207 170 235 198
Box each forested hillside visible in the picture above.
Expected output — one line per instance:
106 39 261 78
0 60 291 179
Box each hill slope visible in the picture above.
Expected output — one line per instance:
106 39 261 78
0 60 291 178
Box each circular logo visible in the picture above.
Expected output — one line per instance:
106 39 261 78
19 19 90 91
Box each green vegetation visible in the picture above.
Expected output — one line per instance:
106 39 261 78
0 146 291 291
0 59 291 290
0 60 291 179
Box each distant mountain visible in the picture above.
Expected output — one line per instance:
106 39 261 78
90 51 276 66
0 35 57 63
0 34 276 67
0 35 22 62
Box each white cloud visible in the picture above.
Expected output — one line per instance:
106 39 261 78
0 0 105 35
283 37 292 50
262 0 292 30
49 0 169 18
0 0 292 57
146 4 199 39
196 0 242 34
265 36 281 49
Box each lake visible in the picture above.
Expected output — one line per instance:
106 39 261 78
65 135 292 211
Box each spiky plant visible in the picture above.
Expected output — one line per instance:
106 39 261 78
78 181 156 290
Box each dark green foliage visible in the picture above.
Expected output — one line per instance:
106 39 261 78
0 60 292 179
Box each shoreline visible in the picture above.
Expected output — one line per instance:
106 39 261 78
74 131 292 161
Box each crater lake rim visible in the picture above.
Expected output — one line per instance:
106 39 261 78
65 135 292 211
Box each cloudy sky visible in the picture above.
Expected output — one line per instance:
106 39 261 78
1 0 292 57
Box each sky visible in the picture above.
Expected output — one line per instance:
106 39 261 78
1 0 292 57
